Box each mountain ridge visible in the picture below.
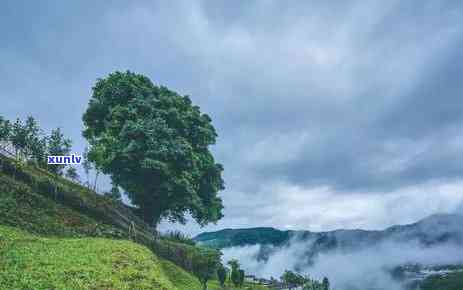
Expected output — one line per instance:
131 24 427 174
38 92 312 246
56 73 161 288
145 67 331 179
194 213 463 250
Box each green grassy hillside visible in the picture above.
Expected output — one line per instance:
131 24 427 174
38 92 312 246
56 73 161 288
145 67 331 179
0 154 151 240
0 155 268 289
0 226 266 290
0 225 198 290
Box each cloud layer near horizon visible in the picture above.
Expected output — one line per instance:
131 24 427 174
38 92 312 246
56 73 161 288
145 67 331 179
2 0 463 234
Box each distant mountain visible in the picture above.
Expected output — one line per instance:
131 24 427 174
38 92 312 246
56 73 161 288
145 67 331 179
195 214 463 290
194 214 463 252
194 227 292 248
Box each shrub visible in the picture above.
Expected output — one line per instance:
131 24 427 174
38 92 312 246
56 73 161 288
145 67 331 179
162 230 196 246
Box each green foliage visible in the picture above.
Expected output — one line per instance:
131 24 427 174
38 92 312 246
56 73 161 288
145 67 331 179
104 181 122 201
0 116 11 142
300 276 330 290
281 270 308 289
195 227 291 249
217 264 227 287
23 116 42 161
322 277 330 290
82 71 224 228
228 259 241 287
421 272 463 290
228 259 240 270
192 248 221 290
6 116 48 166
82 146 92 188
163 230 196 246
47 127 72 175
0 225 267 290
152 238 209 274
10 118 27 156
0 154 152 242
0 225 188 290
239 269 245 287
0 164 124 238
159 259 204 290
65 166 79 182
0 153 270 290
0 115 72 174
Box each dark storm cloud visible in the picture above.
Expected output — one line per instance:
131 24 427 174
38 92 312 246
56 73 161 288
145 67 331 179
2 0 463 232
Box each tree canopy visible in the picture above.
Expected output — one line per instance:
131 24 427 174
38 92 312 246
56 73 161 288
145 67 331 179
82 71 224 228
281 270 308 289
0 115 71 175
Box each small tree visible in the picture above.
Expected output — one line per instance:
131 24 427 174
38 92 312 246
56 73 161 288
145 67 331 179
47 128 72 175
23 116 40 157
163 230 196 246
29 135 48 168
322 277 330 290
82 146 93 188
0 117 12 152
281 270 307 290
228 259 240 287
10 118 28 159
22 116 48 167
65 166 80 182
192 249 221 290
217 265 227 287
238 269 245 287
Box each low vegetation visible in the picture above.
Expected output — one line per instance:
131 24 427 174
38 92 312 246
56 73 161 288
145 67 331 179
421 272 463 290
0 225 268 289
0 225 180 289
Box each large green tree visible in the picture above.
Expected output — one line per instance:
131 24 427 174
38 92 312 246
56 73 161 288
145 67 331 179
82 71 224 228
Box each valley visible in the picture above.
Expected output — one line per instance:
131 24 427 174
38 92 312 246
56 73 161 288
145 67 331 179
196 215 463 290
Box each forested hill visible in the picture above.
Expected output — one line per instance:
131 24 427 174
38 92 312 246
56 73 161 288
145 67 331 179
194 227 293 248
194 213 463 250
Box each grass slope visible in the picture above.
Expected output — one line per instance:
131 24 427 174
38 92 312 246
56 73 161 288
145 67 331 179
0 156 269 289
0 225 203 290
0 226 267 290
0 174 124 239
0 154 153 241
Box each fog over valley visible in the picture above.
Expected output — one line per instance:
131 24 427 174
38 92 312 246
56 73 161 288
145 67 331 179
201 213 463 290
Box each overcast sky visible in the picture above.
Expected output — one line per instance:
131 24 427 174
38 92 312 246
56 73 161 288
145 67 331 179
2 1 463 235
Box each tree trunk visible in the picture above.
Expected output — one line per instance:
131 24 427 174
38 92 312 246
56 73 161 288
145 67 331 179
142 205 162 230
93 170 100 191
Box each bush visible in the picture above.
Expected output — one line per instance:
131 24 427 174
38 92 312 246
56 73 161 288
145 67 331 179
162 230 196 246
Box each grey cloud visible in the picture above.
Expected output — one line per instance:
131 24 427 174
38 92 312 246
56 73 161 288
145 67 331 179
2 0 463 232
